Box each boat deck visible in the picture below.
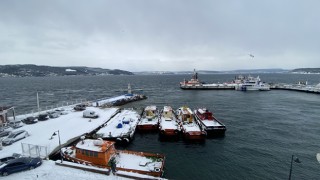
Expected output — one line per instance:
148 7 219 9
159 116 179 130
201 119 223 127
138 117 159 126
96 109 140 139
116 152 162 172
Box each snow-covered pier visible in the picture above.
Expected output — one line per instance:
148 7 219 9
270 83 320 94
94 94 147 107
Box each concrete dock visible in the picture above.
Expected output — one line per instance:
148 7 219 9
270 84 320 94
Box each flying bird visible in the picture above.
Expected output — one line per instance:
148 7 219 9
249 54 254 58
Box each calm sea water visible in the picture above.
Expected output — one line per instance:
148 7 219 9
1 74 320 179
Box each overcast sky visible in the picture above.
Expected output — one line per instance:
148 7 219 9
0 0 319 71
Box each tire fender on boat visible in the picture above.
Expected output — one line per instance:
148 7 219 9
154 168 161 172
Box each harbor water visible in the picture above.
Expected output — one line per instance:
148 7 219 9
1 74 320 179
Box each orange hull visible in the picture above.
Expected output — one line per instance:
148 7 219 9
183 131 206 140
62 147 165 177
137 124 159 131
160 129 179 136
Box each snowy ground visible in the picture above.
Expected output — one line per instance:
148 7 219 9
0 106 119 159
2 160 128 180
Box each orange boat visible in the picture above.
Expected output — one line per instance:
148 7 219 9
61 138 165 177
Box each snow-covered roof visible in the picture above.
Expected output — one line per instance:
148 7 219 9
75 139 114 152
198 108 207 114
65 69 77 72
145 106 157 111
163 106 172 112
180 107 193 115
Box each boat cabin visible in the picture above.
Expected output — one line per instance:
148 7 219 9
179 107 193 123
75 139 116 166
196 108 214 120
163 106 173 121
145 106 157 119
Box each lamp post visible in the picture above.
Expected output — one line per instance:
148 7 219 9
50 130 63 163
288 155 301 180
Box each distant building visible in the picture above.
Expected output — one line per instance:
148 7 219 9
65 69 77 75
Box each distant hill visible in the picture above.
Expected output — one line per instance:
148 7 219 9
224 68 289 74
134 68 289 75
0 64 133 77
291 68 320 74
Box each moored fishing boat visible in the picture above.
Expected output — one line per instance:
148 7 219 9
194 108 226 136
159 106 180 137
95 108 140 143
137 106 159 132
61 138 165 177
176 106 206 141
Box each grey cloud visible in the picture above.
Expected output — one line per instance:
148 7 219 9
0 0 319 71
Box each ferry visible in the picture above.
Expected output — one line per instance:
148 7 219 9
95 108 140 143
235 75 270 91
176 106 206 141
180 69 202 86
159 106 180 137
137 106 159 131
180 69 235 90
194 108 226 136
61 138 165 177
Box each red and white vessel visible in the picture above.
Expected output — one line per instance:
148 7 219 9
180 69 201 87
194 108 226 136
176 106 206 141
159 106 180 137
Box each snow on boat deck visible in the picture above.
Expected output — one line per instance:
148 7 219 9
182 122 201 132
96 109 140 138
202 120 222 127
116 153 162 172
138 117 159 125
159 117 179 130
0 106 119 159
